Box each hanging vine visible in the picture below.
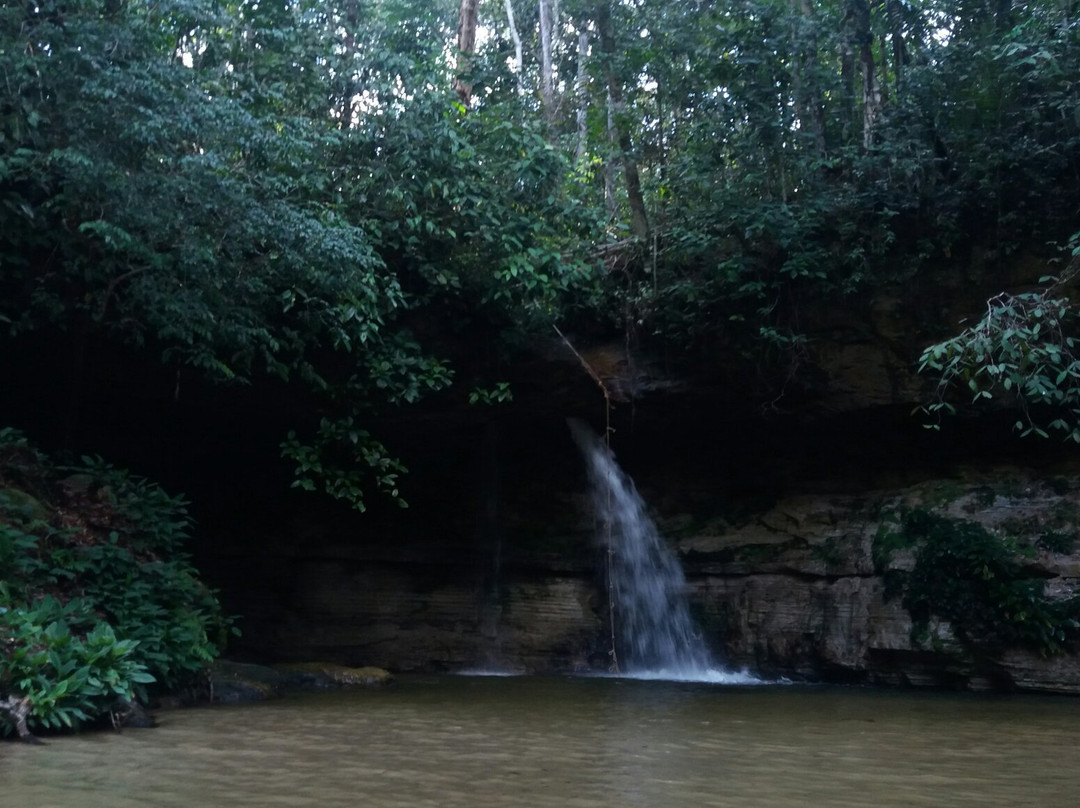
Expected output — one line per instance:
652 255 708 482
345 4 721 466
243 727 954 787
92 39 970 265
553 324 619 672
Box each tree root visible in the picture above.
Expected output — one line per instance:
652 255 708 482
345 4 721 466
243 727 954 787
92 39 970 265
1 695 41 744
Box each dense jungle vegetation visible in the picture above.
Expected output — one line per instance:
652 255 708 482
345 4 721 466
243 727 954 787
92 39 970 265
1 428 230 739
2 0 1080 734
3 0 1080 506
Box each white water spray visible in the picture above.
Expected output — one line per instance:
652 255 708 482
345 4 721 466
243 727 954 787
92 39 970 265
570 420 757 684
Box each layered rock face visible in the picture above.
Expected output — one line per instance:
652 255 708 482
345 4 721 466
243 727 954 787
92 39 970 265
263 561 601 674
190 272 1080 691
7 230 1072 690
118 249 1079 692
212 447 1080 693
208 469 610 674
676 472 1080 691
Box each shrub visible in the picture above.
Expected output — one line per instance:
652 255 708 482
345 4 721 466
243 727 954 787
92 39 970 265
899 510 1080 656
0 593 154 734
0 429 232 737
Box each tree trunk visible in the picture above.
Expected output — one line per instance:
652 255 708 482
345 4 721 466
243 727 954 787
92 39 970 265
505 0 524 93
655 79 667 181
575 28 590 165
1 696 40 744
850 0 881 149
604 87 617 216
790 0 827 158
454 0 480 106
840 2 857 146
339 0 361 125
596 1 649 239
539 0 556 119
885 0 909 93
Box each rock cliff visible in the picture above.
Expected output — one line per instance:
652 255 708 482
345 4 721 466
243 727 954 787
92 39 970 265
677 471 1080 691
209 429 1080 693
188 248 1080 692
7 244 1078 692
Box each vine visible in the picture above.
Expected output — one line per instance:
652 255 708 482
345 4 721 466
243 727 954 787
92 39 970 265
554 324 619 673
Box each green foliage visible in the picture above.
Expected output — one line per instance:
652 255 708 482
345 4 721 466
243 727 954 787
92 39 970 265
282 418 408 511
0 593 153 734
0 0 594 510
919 265 1080 440
4 0 1080 502
1038 530 1077 555
544 0 1080 380
894 510 1080 656
468 382 513 405
0 429 230 735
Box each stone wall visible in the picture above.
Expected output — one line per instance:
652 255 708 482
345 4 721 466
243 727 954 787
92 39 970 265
679 471 1080 691
212 455 1080 693
177 248 1080 691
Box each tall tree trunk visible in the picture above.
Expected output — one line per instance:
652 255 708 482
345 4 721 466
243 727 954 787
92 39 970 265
840 2 857 146
655 79 667 182
596 1 649 239
790 0 827 158
539 0 556 120
339 0 361 125
850 0 881 149
885 0 908 93
505 0 524 94
604 87 617 216
454 0 479 106
575 28 590 165
879 32 889 105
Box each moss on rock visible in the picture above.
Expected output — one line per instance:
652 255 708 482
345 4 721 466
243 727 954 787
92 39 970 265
276 662 394 688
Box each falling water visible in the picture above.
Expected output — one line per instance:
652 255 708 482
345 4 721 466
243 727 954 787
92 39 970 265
570 419 756 683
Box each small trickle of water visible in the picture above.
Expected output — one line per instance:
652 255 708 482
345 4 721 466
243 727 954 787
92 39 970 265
570 420 753 683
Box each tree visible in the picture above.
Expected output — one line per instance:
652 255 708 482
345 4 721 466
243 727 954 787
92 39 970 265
539 0 557 118
595 0 649 239
919 255 1080 442
455 0 480 104
0 0 592 509
3 0 1080 505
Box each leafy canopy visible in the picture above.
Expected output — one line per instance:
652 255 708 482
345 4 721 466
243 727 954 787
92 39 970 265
3 0 1080 504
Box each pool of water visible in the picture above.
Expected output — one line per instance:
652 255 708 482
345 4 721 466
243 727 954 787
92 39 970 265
4 675 1080 807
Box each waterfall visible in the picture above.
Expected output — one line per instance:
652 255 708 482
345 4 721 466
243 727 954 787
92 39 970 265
570 420 756 683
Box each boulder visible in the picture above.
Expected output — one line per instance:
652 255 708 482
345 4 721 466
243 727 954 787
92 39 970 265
208 660 394 704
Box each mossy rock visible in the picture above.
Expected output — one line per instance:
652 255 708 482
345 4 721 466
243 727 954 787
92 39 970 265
59 473 96 495
210 660 289 703
212 678 278 704
0 487 51 523
208 660 393 703
275 662 394 689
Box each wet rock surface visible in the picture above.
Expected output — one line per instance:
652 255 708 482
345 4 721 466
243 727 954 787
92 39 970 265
208 660 394 704
209 460 1080 693
680 471 1080 690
